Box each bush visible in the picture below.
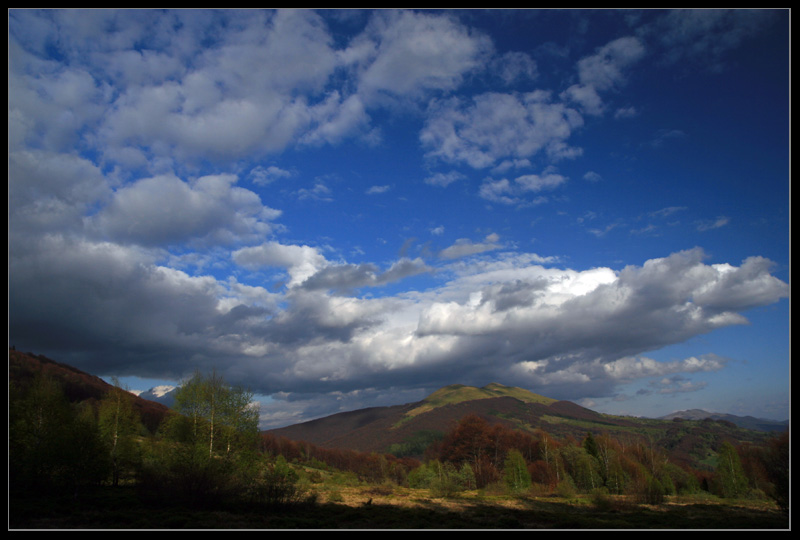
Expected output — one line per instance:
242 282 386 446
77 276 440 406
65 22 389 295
590 487 612 510
555 476 577 499
138 443 247 508
635 474 666 505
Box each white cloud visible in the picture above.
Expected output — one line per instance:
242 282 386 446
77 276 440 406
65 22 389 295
233 241 330 287
439 234 503 260
562 36 645 116
696 216 730 231
424 171 465 187
421 91 584 169
352 9 493 102
366 184 391 195
249 165 293 186
479 171 567 206
88 173 281 247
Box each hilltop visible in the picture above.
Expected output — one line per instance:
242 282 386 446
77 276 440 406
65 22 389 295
266 381 780 471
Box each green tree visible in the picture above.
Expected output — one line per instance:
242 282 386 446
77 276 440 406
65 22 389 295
174 370 208 443
503 449 531 493
173 369 260 458
560 444 601 492
582 432 599 459
98 378 143 486
9 374 109 494
713 441 749 498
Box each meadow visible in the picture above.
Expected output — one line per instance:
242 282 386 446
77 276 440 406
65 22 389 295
10 481 787 530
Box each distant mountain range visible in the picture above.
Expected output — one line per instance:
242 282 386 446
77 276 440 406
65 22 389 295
658 409 789 433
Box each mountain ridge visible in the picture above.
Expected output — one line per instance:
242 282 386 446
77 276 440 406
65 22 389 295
659 408 789 432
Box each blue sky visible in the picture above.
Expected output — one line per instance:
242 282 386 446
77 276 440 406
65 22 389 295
9 9 790 428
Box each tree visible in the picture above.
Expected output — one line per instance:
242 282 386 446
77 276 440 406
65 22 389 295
174 370 207 443
9 374 109 494
173 369 260 458
98 378 143 486
582 431 599 459
712 441 749 498
438 414 496 486
560 444 601 492
503 449 531 493
761 431 789 513
220 382 260 455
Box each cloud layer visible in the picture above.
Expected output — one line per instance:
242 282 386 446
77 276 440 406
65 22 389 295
9 9 788 426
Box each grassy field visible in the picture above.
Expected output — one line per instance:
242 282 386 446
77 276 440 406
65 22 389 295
10 484 788 530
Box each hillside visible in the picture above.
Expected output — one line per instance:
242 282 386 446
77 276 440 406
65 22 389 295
267 382 630 454
8 348 173 433
267 382 781 470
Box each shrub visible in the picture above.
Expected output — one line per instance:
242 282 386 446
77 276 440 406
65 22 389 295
555 476 577 499
635 474 666 505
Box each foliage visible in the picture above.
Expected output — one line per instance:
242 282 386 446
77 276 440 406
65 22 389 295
246 455 314 507
633 471 666 505
761 431 789 513
408 460 475 497
386 430 443 458
711 441 749 499
9 374 110 495
98 378 144 486
173 370 259 458
503 449 531 493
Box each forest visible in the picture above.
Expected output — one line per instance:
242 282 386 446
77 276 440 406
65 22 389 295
9 368 789 529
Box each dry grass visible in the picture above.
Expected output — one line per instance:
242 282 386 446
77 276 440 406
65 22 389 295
10 484 789 530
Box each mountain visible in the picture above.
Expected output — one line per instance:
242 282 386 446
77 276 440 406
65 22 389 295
8 348 173 433
659 409 789 432
267 382 634 454
266 382 784 470
134 385 178 408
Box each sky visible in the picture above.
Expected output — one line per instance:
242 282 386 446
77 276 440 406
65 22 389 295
9 9 791 429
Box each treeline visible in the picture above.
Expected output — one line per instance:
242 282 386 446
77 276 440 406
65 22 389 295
260 433 420 485
401 414 789 510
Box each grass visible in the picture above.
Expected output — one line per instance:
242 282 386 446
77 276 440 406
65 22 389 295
10 484 788 530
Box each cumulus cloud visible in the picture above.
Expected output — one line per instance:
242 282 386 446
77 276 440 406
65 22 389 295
350 9 494 103
88 173 282 247
420 90 584 169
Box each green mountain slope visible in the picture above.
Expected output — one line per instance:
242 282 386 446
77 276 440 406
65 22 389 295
401 382 557 421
